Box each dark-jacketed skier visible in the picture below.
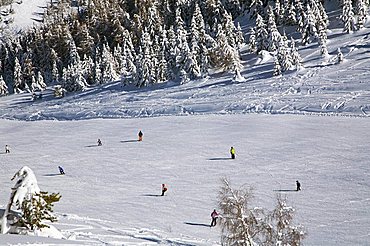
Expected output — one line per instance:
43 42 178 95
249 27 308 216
58 166 65 175
296 180 301 191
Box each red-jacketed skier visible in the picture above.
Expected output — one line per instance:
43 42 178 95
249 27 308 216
210 209 219 227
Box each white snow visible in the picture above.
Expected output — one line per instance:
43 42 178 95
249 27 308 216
0 1 370 245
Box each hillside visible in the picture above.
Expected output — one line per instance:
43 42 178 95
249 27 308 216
0 0 370 245
1 23 370 120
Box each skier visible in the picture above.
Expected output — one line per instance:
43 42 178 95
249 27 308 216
138 130 143 141
161 184 168 196
58 166 65 175
230 147 235 159
5 144 10 154
97 139 102 146
296 180 301 191
210 209 219 227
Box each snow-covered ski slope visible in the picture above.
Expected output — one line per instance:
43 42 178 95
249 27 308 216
0 115 370 245
0 1 370 245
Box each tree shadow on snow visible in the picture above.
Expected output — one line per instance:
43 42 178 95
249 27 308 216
142 194 162 197
273 189 297 192
184 222 210 227
120 140 139 143
208 157 232 161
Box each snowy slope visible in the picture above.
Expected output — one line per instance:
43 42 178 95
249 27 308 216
1 24 370 120
0 115 370 245
0 0 48 32
0 1 370 245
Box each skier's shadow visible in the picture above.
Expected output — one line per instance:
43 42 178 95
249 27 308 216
142 194 162 197
121 140 139 143
208 157 231 161
184 222 210 227
85 145 99 148
44 173 64 177
273 189 297 192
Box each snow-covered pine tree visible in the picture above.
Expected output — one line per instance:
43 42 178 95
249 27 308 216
296 0 306 35
248 27 257 53
213 25 243 73
273 56 282 76
0 75 8 96
277 34 293 72
21 55 34 92
356 0 368 29
316 0 329 51
266 5 282 52
285 0 297 26
191 2 214 77
290 38 303 69
301 4 318 45
13 57 24 94
36 71 47 90
249 0 264 19
274 0 283 25
100 44 119 84
50 49 60 84
17 191 61 231
0 166 61 234
184 48 201 80
235 22 245 48
341 0 356 33
174 8 190 78
255 13 269 53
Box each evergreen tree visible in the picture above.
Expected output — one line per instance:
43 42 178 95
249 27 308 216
249 0 264 19
316 1 329 49
17 192 61 231
301 4 318 45
273 56 282 76
100 44 119 84
255 13 268 52
0 75 8 96
356 0 368 29
285 0 297 25
277 34 293 71
290 38 302 69
248 27 257 54
13 57 24 94
214 26 243 74
266 5 281 52
341 0 356 33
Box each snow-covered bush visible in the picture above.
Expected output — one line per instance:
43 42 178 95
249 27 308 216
218 178 305 245
0 166 61 236
16 191 61 231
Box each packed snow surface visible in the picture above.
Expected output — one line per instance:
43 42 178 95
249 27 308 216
1 115 370 245
0 1 370 245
